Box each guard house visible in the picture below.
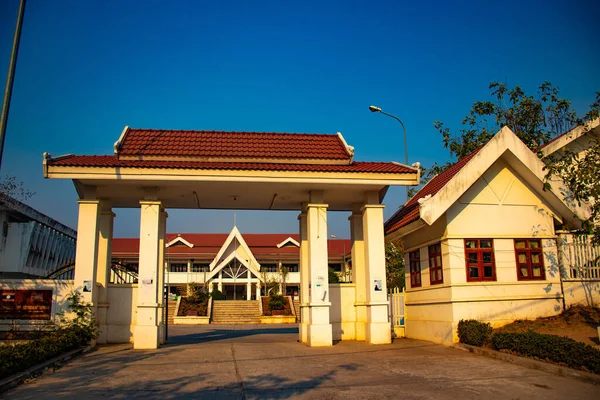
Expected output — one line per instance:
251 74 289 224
43 127 419 349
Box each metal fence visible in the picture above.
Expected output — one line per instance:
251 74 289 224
388 287 405 327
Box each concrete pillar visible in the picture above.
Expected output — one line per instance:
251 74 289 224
73 200 101 308
349 205 368 341
305 190 332 347
298 209 309 343
157 210 167 345
218 271 223 292
246 282 252 301
256 283 261 300
95 205 115 344
361 191 391 344
134 200 163 350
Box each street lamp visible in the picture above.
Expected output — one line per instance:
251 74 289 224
369 105 409 197
330 234 348 282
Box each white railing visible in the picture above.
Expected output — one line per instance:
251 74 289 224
559 233 600 279
388 287 405 327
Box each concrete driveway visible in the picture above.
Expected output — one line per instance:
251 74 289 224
3 324 600 399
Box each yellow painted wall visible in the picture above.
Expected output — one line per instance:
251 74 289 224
329 283 357 340
106 284 138 343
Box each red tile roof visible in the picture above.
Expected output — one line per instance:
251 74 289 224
47 155 415 174
112 234 351 258
116 128 352 161
384 148 482 235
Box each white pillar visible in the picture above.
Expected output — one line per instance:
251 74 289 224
246 282 252 301
350 206 368 341
95 205 115 344
73 200 101 308
305 191 332 347
134 201 163 350
361 191 391 344
256 283 261 300
218 271 223 292
298 209 309 343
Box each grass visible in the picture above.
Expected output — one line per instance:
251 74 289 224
494 305 600 347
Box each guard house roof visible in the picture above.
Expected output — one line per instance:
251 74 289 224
384 126 590 239
43 126 419 211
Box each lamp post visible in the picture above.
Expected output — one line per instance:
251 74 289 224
369 105 409 197
330 234 347 282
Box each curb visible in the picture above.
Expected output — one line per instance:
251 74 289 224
0 345 93 394
453 343 600 386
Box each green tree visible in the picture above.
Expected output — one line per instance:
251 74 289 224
423 81 600 242
0 175 34 203
545 94 600 242
328 267 340 283
409 82 589 199
385 239 405 291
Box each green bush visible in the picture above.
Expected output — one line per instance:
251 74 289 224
210 289 226 300
328 268 340 283
457 319 493 347
268 294 285 311
0 290 99 380
492 331 600 374
188 287 209 304
0 326 93 379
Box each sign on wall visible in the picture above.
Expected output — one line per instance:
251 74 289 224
0 290 53 320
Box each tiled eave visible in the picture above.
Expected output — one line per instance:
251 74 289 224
43 154 419 184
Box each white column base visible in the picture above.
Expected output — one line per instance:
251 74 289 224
355 304 368 341
134 325 160 349
306 303 332 347
365 303 391 344
96 302 110 344
134 305 160 349
299 304 310 343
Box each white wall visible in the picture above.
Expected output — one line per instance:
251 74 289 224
329 283 356 340
106 284 138 343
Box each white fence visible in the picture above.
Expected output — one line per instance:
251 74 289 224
388 287 405 327
559 233 600 279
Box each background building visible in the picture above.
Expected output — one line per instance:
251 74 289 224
112 226 352 300
0 195 76 279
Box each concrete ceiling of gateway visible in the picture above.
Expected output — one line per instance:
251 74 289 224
71 178 397 211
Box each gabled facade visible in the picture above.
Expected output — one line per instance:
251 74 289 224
538 117 600 160
112 227 352 300
384 127 591 345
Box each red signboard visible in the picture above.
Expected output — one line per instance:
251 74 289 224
0 290 53 320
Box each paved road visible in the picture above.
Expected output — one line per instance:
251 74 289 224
3 324 600 399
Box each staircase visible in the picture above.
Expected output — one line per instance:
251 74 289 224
211 300 261 324
167 299 177 325
293 298 301 322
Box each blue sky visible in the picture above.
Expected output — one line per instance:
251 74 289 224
0 0 598 238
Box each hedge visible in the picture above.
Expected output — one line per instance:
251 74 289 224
457 319 493 347
0 326 91 380
492 331 600 374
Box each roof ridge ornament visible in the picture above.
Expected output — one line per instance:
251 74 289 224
113 126 130 158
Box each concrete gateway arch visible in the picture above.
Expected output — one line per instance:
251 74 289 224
43 127 419 348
